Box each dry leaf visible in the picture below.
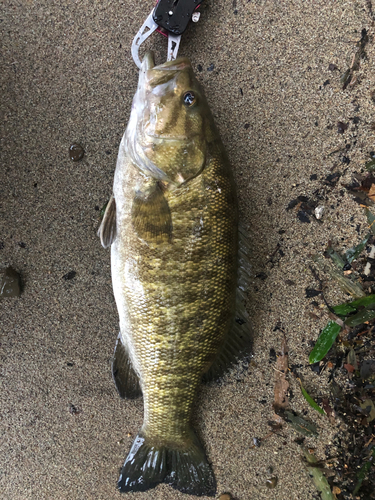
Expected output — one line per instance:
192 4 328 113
344 363 355 373
360 399 375 422
369 183 375 202
273 335 289 422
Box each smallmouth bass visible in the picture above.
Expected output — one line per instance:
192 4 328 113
99 52 251 496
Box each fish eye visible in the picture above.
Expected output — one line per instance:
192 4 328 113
183 91 196 107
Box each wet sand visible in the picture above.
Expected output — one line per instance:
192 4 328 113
1 1 375 499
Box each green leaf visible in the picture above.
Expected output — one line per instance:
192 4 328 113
353 448 375 495
332 294 375 317
347 294 375 308
345 305 375 327
340 68 351 87
326 246 345 269
309 320 342 364
312 254 365 298
284 410 318 437
365 158 375 171
365 208 375 237
331 303 357 316
303 448 337 500
345 234 371 263
300 384 325 414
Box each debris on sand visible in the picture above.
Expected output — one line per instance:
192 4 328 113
309 234 375 497
272 335 319 437
340 28 369 90
273 334 289 419
0 266 22 298
303 448 336 500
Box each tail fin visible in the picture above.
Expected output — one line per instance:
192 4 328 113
118 430 216 496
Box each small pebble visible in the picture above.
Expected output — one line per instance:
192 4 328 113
0 267 22 298
266 476 278 489
69 403 81 415
69 143 85 161
337 121 348 134
253 437 261 447
314 205 325 219
218 494 232 500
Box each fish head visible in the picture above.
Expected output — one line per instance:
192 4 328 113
126 52 218 186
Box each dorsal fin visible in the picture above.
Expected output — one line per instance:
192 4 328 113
202 289 253 382
203 223 253 382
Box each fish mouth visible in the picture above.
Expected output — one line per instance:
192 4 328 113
142 51 155 70
145 134 191 143
142 51 191 72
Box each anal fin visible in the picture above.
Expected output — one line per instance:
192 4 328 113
98 195 116 248
112 333 142 399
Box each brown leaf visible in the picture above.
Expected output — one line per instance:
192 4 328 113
359 177 375 192
369 183 375 202
347 348 358 369
322 398 334 417
322 398 336 424
273 335 289 417
344 363 355 373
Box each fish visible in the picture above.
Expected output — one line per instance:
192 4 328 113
98 51 252 496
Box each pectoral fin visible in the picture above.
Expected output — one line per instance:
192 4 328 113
131 182 172 245
98 195 116 248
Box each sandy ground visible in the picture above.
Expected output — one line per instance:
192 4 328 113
1 1 375 499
